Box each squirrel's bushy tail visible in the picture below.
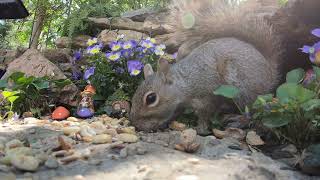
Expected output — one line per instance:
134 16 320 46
167 0 283 80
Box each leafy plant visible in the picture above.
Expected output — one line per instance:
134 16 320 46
0 90 19 120
0 72 70 117
252 68 320 149
74 35 174 102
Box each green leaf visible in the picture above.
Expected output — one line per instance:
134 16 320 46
32 80 49 90
0 80 7 89
313 66 320 79
262 115 290 128
1 91 19 98
276 83 316 103
301 99 320 111
8 72 25 82
7 96 19 104
286 68 305 84
213 85 240 99
53 79 71 88
253 94 273 107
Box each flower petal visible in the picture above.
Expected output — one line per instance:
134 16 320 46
300 45 312 53
312 28 320 38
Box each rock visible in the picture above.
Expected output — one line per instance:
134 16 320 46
299 144 320 176
1 147 33 165
169 121 187 131
1 49 78 105
5 139 23 150
98 29 148 45
0 142 4 151
42 48 71 64
97 30 117 45
55 37 72 48
212 128 246 141
246 131 265 146
119 148 128 158
0 172 16 180
45 157 59 169
63 126 81 136
58 135 74 150
105 128 118 137
175 129 200 153
92 134 112 144
80 125 97 137
90 121 107 135
72 35 92 48
117 133 138 143
121 7 159 22
11 155 39 171
117 127 136 135
143 11 175 35
35 152 49 164
281 144 298 154
22 112 33 118
2 49 65 80
67 117 79 122
88 17 145 33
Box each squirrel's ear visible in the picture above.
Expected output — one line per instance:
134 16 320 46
143 64 154 79
157 58 170 75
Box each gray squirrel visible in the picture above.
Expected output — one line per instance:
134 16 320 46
129 0 284 135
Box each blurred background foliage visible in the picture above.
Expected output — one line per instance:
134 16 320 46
0 0 171 49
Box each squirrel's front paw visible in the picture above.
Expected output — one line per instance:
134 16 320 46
195 124 211 136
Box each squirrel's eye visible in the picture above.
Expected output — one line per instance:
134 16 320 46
146 93 157 105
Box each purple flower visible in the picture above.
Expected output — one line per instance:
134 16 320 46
300 42 320 63
120 49 134 58
312 28 320 38
127 60 144 76
106 52 121 61
172 52 178 59
84 67 95 80
86 43 102 55
73 51 82 61
122 40 137 50
115 67 125 74
109 41 122 51
71 70 82 80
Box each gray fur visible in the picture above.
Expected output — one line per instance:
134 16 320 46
129 0 283 135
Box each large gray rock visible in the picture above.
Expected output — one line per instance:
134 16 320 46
41 48 72 64
143 11 175 36
55 37 72 48
88 17 145 33
121 8 159 22
72 35 92 49
1 49 78 106
98 30 149 45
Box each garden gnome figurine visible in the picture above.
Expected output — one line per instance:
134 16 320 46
77 85 95 118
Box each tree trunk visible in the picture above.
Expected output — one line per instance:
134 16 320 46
29 2 47 49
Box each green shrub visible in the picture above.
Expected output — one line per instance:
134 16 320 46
0 72 71 117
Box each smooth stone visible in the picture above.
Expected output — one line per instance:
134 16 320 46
52 106 70 120
77 108 94 118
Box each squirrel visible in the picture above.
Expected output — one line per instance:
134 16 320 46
129 0 284 135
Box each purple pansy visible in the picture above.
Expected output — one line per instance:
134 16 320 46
109 41 122 51
121 49 134 58
86 43 102 55
106 51 121 61
84 67 95 80
122 40 137 50
127 60 144 76
73 51 82 61
300 28 320 64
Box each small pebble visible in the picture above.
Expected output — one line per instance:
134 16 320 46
92 134 112 144
117 134 138 143
88 159 102 166
45 157 59 169
62 126 81 136
5 139 23 149
137 147 147 155
67 117 79 122
11 155 39 171
24 117 40 124
119 148 128 158
80 125 96 137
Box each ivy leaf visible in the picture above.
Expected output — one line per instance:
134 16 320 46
286 68 305 84
262 115 290 128
276 83 316 103
8 72 25 82
213 85 240 99
2 91 19 98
